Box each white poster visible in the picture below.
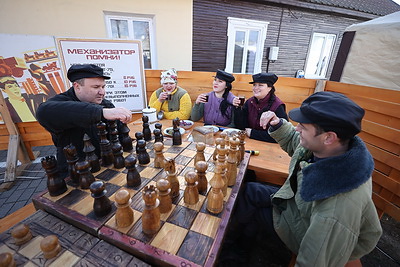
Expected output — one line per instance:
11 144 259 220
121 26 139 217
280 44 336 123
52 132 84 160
56 38 146 112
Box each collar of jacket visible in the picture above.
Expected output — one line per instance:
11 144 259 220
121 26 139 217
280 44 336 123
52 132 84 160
300 136 374 201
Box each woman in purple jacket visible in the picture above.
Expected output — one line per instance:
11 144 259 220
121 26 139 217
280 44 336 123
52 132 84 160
190 70 240 126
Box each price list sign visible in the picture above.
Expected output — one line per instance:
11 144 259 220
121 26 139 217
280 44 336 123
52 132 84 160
56 38 146 112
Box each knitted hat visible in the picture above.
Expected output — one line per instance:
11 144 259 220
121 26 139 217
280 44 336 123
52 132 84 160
160 68 178 84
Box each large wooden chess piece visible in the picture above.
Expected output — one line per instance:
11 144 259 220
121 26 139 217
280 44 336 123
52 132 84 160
11 224 32 245
83 134 101 173
97 121 114 167
164 157 179 198
172 117 182 146
238 130 246 164
90 181 112 217
40 235 61 259
184 171 199 205
109 120 125 169
156 178 172 213
63 144 79 184
142 115 152 141
137 140 150 165
41 156 67 196
153 128 163 143
195 161 208 194
124 154 141 187
213 132 227 161
227 136 239 186
216 139 228 196
75 160 95 189
155 123 163 143
119 123 133 152
0 252 15 267
207 164 224 214
194 142 206 164
153 142 165 168
142 185 160 235
135 132 144 154
115 189 134 228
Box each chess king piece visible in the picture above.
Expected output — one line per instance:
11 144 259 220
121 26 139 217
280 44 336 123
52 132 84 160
41 156 67 197
207 164 224 214
11 224 32 245
124 154 141 187
195 161 208 194
137 139 150 165
40 235 61 259
238 130 246 164
63 143 79 184
153 128 163 143
227 136 239 186
153 142 165 168
184 171 199 205
216 140 228 196
97 121 114 167
75 160 95 189
90 181 112 217
0 252 15 267
142 185 160 235
115 189 134 228
194 142 206 164
142 115 152 141
163 157 179 198
135 132 144 154
155 123 163 143
156 178 172 213
172 117 182 146
119 123 134 152
83 134 101 172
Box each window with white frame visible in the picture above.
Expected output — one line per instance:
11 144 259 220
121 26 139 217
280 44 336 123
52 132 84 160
304 32 336 79
105 14 156 69
225 17 269 74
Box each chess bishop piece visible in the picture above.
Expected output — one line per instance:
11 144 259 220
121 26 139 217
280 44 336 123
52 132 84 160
75 160 95 189
207 164 224 214
156 178 172 213
40 235 61 259
11 224 32 245
115 189 134 228
0 252 15 267
184 171 199 205
83 134 101 173
195 161 208 194
90 181 112 217
41 156 67 197
142 185 160 235
172 117 182 146
142 115 152 141
125 155 141 187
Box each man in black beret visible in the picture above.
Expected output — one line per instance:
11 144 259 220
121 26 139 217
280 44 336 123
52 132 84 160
36 64 132 176
224 91 382 265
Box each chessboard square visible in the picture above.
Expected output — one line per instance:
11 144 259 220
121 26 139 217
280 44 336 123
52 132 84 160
56 189 88 207
224 187 232 202
48 250 80 267
96 169 120 181
164 152 176 159
160 204 176 221
177 230 214 266
104 182 121 198
204 146 215 154
175 155 192 166
127 218 163 244
18 236 43 259
166 205 197 229
166 146 185 154
179 194 206 211
108 172 127 186
204 152 213 161
150 222 188 254
175 164 186 176
140 167 161 179
177 175 186 191
43 186 73 202
86 203 116 222
70 195 93 215
191 212 221 238
200 199 224 219
181 166 195 176
180 149 196 158
0 244 13 254
105 210 141 234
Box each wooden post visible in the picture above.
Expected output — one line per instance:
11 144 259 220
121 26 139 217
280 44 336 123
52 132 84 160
314 79 326 93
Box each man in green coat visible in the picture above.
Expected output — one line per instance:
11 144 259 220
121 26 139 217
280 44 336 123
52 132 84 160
232 92 382 266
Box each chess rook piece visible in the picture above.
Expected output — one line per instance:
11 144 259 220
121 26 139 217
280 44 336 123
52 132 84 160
207 164 224 214
90 181 112 217
172 117 182 146
125 154 141 187
75 160 95 189
40 235 61 259
153 128 163 143
184 171 199 205
63 144 79 184
156 178 172 213
135 132 144 154
195 161 208 194
194 142 206 164
155 123 164 143
142 115 152 141
83 134 101 172
0 252 15 267
153 142 165 168
97 122 114 167
137 140 150 165
142 185 160 235
119 123 134 152
115 189 134 228
238 130 246 164
227 136 239 186
41 156 67 197
11 224 32 245
164 157 179 198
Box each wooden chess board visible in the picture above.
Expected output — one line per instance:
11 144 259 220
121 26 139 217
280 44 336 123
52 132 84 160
0 210 149 266
33 139 250 266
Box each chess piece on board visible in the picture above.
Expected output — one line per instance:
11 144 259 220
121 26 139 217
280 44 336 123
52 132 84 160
63 143 79 184
142 185 160 235
83 134 101 173
227 136 239 186
0 252 15 267
153 142 165 168
155 123 163 143
119 123 133 152
112 142 125 169
97 121 114 167
137 140 150 165
153 128 163 143
135 132 144 154
216 143 228 196
238 130 246 164
156 178 172 213
90 181 112 217
195 161 208 194
194 142 206 164
40 235 61 259
115 189 134 228
207 164 224 214
125 154 141 187
41 156 67 197
11 224 32 245
142 115 152 141
164 157 179 198
172 117 182 146
184 171 199 205
75 160 95 189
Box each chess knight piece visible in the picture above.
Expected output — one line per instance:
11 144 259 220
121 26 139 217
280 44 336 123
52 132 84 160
41 156 67 197
163 157 179 198
142 185 160 235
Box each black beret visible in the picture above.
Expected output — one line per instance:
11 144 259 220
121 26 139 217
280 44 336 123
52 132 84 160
67 64 110 82
215 69 235 83
289 91 365 138
249 73 278 85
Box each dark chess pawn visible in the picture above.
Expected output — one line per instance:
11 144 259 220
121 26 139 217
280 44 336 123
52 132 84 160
75 160 95 189
119 123 133 152
90 181 112 217
155 123 163 142
153 129 163 143
184 171 199 205
63 143 79 184
141 185 160 235
83 134 101 173
137 139 150 165
125 154 141 187
172 117 182 146
195 160 208 194
41 156 67 197
156 178 172 213
135 132 144 154
142 115 152 141
97 121 114 167
112 142 125 169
